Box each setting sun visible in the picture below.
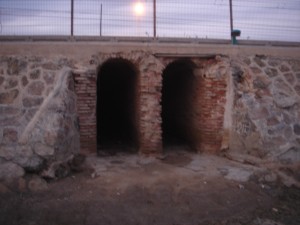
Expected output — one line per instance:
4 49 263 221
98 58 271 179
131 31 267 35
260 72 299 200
133 1 145 16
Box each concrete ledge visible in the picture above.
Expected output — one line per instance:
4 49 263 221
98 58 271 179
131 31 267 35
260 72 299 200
0 35 299 47
1 41 300 60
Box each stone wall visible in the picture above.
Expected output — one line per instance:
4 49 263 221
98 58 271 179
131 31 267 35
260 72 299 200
0 56 80 179
230 55 300 163
0 44 299 180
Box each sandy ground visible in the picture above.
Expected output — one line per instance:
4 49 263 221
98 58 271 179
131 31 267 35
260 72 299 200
0 151 299 225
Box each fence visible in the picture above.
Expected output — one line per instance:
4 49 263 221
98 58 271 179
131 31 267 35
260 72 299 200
0 0 299 43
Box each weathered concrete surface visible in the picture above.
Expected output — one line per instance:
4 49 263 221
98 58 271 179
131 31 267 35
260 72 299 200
1 42 300 60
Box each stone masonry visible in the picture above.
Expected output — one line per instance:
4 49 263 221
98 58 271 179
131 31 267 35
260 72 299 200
0 45 300 180
230 55 300 163
0 56 80 179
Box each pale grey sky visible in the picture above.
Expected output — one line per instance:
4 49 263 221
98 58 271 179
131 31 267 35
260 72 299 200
0 0 299 42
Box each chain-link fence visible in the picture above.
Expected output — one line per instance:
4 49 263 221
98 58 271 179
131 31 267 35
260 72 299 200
0 0 299 42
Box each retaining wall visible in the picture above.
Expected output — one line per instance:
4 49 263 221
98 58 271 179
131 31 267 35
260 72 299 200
0 42 299 179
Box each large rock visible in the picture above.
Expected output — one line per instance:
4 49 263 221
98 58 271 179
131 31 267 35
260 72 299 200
0 162 25 180
19 68 80 164
0 146 45 173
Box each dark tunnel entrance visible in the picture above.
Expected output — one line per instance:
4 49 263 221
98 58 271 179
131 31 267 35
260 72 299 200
97 58 139 153
161 59 197 151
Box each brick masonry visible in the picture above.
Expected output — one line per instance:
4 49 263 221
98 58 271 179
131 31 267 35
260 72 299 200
74 52 164 154
73 71 97 154
0 48 300 179
159 56 230 153
73 53 230 155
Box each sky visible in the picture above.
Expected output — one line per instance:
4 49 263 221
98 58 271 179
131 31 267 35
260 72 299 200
0 0 299 42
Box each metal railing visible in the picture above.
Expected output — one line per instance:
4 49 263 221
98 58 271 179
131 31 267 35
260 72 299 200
0 0 299 44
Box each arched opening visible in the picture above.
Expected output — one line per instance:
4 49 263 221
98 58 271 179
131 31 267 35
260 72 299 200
161 59 197 151
97 58 139 153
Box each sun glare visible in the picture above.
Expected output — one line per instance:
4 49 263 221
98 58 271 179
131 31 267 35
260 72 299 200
134 2 145 16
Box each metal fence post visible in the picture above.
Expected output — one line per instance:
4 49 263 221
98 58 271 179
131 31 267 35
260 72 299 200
71 0 74 36
100 3 102 36
229 0 233 36
153 0 156 39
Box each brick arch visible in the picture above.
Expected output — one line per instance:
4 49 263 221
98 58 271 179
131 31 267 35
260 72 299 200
74 53 229 155
74 51 165 155
158 56 230 153
96 57 140 153
161 58 198 151
95 52 165 154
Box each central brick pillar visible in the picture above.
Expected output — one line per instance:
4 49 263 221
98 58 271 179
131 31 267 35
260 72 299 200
138 55 164 154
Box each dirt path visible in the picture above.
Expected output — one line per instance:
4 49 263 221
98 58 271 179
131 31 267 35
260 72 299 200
0 152 299 225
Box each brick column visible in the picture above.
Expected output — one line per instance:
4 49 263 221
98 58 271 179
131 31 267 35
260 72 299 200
195 58 229 153
73 72 97 154
138 56 164 155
